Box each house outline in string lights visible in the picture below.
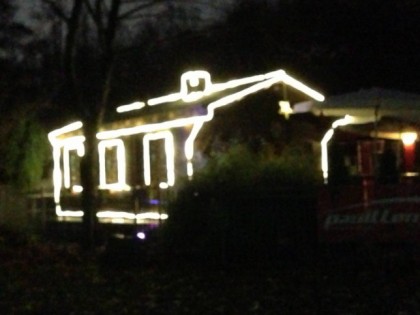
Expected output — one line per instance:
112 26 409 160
48 69 324 224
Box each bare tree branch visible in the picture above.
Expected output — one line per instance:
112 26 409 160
42 0 70 22
63 0 83 104
118 0 166 20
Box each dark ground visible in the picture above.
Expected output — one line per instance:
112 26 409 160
0 228 419 314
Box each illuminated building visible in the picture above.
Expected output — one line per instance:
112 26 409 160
48 69 324 224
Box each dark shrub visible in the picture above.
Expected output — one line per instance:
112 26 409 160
161 144 320 264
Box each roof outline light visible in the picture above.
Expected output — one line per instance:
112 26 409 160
116 101 146 113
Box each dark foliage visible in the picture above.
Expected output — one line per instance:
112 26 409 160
160 144 320 264
0 226 419 314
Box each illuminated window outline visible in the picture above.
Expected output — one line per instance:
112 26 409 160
50 135 85 204
63 142 84 190
143 131 175 187
98 139 129 191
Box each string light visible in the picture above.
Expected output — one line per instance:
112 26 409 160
116 101 145 113
321 115 375 183
98 139 130 191
143 131 175 187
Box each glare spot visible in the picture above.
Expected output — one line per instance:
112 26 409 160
137 232 146 240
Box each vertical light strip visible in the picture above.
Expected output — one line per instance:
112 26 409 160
52 146 62 204
187 161 194 178
143 136 151 186
185 121 205 161
321 129 335 183
164 132 175 186
184 121 205 178
63 147 71 189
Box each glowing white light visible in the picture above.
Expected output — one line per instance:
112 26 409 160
187 161 194 178
210 74 266 92
48 121 83 144
49 70 324 221
96 210 168 221
98 139 129 191
401 132 417 146
97 116 200 140
146 69 324 106
180 70 212 102
98 69 324 141
72 185 83 193
207 75 282 112
116 101 145 113
52 147 62 204
320 115 363 183
278 100 293 119
49 124 85 206
55 205 84 217
320 115 379 183
63 141 85 189
147 93 181 106
185 122 204 161
159 182 169 189
321 129 335 182
332 115 355 129
281 72 325 102
137 232 146 239
143 131 175 187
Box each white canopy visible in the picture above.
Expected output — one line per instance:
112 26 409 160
295 88 420 123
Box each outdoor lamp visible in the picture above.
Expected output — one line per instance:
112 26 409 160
401 132 417 146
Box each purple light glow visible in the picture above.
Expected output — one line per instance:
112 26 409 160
149 199 160 205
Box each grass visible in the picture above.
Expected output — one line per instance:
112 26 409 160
0 227 419 314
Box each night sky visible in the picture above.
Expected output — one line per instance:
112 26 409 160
12 0 420 97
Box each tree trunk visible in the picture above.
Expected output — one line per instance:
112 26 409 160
80 118 99 249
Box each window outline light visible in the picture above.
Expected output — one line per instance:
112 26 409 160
48 122 84 206
98 139 130 191
63 141 85 189
143 131 175 187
